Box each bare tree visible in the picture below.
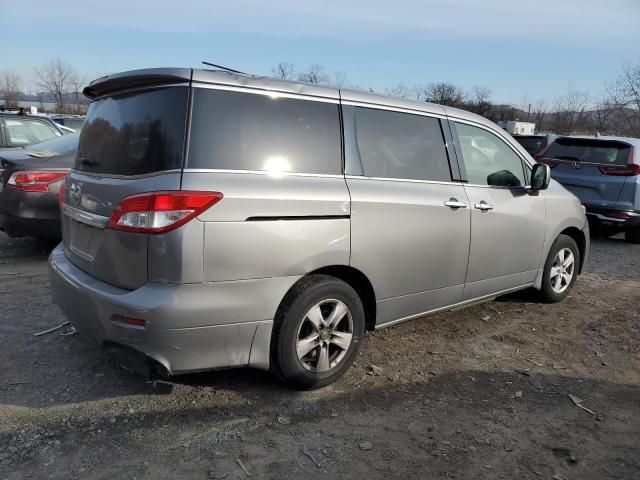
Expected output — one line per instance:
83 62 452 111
1 71 21 108
36 91 45 111
271 62 295 80
468 86 493 117
531 99 548 132
607 63 640 137
417 82 466 107
385 83 413 98
297 64 329 85
34 58 78 113
331 71 348 88
549 86 590 134
70 75 87 114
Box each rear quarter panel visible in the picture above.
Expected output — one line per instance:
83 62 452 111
180 171 351 282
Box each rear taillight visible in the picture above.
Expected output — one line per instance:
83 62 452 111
106 191 223 234
599 147 640 177
599 147 639 176
7 171 67 192
599 164 640 176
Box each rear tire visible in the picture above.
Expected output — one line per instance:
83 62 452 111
625 227 640 244
540 235 580 303
271 275 365 390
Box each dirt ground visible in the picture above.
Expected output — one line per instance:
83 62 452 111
1 232 639 480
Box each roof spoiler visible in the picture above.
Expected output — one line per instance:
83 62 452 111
83 68 192 99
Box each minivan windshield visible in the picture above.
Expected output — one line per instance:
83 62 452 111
545 138 631 165
76 86 188 175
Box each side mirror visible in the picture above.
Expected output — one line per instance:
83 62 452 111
531 163 551 191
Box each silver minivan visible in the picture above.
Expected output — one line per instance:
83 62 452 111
49 68 589 389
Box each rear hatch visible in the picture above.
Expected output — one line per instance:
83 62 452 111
542 137 633 208
61 79 190 289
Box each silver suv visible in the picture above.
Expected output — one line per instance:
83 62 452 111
49 68 589 389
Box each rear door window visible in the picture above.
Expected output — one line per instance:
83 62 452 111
545 138 631 165
76 86 189 175
345 106 452 182
188 88 342 175
5 118 59 146
454 122 526 187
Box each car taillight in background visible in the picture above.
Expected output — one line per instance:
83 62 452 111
7 171 67 192
106 191 223 234
599 147 639 176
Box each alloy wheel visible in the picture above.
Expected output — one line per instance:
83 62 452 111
295 299 354 373
550 247 575 294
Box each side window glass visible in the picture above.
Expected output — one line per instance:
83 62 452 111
6 118 58 146
349 107 452 182
455 123 525 187
188 89 342 175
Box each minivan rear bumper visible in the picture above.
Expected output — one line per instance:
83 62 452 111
48 243 299 375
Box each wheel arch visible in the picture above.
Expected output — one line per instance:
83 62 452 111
275 265 377 332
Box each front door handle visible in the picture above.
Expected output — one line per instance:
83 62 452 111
474 201 494 211
444 198 467 209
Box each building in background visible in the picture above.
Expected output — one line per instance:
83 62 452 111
498 121 536 135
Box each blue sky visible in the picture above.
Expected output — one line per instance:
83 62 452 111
1 0 639 105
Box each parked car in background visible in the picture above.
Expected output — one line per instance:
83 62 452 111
52 115 86 131
0 132 78 239
0 111 68 148
49 68 589 389
513 134 557 156
537 135 640 243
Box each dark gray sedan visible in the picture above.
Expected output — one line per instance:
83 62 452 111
0 133 78 239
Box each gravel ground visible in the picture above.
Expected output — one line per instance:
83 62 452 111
0 232 639 479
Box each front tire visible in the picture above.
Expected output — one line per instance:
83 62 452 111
540 234 580 303
271 275 365 389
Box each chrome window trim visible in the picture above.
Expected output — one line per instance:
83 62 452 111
62 203 109 229
182 168 344 179
463 183 528 190
345 174 462 186
341 100 446 119
69 168 181 180
191 82 340 104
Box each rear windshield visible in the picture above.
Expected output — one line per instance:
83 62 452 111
545 138 631 165
514 136 546 154
76 87 188 175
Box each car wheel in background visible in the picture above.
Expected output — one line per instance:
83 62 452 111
625 227 640 244
541 234 580 303
271 275 365 390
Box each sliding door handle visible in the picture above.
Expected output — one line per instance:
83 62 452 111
444 199 467 209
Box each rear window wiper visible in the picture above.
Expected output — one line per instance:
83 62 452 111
78 156 98 167
552 155 582 162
